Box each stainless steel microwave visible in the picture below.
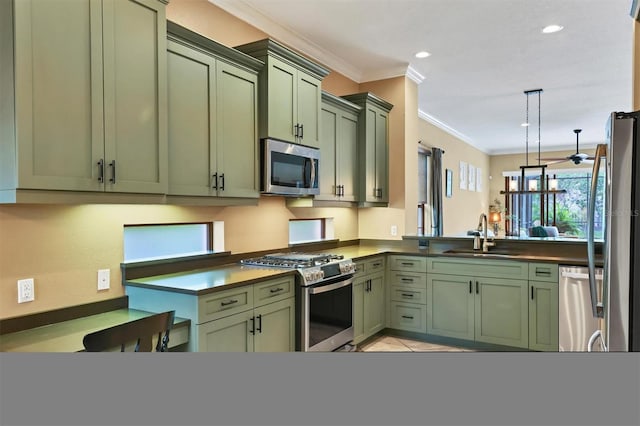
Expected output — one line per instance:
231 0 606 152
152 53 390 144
261 138 319 196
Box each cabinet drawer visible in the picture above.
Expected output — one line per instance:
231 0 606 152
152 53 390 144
389 285 426 304
197 285 253 324
355 257 385 276
388 271 426 288
389 302 426 333
427 257 529 280
254 276 294 307
388 256 426 273
528 263 558 283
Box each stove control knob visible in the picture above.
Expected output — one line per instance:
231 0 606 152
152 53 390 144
318 271 325 279
305 272 313 282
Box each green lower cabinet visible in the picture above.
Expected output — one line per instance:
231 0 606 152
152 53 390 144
198 309 254 352
389 302 426 333
253 298 295 352
427 274 475 340
427 273 529 349
353 265 385 344
197 297 294 352
529 281 559 351
474 277 528 348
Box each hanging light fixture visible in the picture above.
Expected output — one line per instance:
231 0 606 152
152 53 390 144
500 89 566 196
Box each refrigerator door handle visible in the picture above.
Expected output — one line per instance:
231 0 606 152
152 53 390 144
587 143 607 318
587 329 607 352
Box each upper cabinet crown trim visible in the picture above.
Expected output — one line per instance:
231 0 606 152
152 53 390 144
235 38 330 80
167 21 264 73
341 92 394 112
321 91 362 114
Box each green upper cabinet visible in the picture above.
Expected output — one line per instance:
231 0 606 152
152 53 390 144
166 23 262 201
317 92 361 202
2 0 168 200
340 93 393 205
234 39 330 147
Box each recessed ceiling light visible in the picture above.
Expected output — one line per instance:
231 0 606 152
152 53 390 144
415 51 431 59
542 24 564 34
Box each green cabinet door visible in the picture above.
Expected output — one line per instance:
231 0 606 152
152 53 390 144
341 93 392 205
266 58 297 143
197 309 254 352
336 111 359 201
216 61 259 198
427 273 475 340
474 277 529 348
167 41 216 196
253 298 295 352
234 39 329 146
529 281 559 351
374 107 388 202
364 273 385 337
102 0 167 194
318 93 360 201
296 73 321 147
167 29 259 200
13 0 105 192
12 0 167 194
319 106 339 198
352 276 366 344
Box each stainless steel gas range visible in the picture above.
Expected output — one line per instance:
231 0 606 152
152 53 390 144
241 252 357 352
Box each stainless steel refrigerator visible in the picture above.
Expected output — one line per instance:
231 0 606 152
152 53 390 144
583 111 640 352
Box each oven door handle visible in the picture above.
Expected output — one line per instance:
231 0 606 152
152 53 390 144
308 277 354 295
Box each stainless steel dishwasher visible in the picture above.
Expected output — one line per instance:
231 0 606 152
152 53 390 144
558 265 605 351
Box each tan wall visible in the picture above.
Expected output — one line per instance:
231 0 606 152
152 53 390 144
418 120 491 236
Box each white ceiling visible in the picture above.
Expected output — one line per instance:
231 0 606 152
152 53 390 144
211 0 634 154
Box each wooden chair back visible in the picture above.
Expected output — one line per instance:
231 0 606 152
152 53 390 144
83 311 175 352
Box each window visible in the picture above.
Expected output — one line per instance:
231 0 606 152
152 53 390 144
123 222 221 262
503 169 605 238
417 147 430 235
289 218 334 244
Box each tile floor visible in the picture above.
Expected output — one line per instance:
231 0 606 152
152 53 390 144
358 334 475 352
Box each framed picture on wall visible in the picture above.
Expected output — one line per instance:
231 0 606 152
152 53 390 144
446 169 453 198
459 161 467 190
476 168 483 192
468 164 476 191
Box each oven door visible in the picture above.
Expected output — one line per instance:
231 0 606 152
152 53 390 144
300 276 354 352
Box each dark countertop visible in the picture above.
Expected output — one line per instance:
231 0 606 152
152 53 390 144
123 239 598 296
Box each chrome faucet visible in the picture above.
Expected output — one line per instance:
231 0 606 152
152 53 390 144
477 213 495 253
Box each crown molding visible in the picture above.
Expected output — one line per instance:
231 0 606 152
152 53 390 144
418 109 488 153
209 0 363 82
210 0 427 85
406 65 426 84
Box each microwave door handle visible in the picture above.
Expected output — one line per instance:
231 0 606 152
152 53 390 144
310 158 316 188
587 143 607 318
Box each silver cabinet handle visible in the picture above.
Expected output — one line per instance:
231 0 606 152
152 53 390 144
97 159 104 183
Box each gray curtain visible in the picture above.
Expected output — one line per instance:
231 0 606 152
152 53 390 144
431 147 444 236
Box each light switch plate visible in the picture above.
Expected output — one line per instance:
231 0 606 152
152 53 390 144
97 269 110 290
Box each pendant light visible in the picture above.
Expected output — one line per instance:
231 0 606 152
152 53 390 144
500 89 566 196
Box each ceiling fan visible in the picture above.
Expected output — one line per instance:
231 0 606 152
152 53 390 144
539 129 594 165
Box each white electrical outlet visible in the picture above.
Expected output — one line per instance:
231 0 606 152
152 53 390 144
97 269 110 290
17 278 35 303
390 225 398 236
